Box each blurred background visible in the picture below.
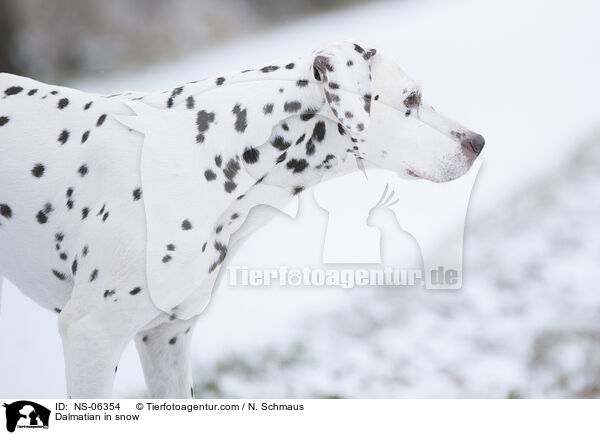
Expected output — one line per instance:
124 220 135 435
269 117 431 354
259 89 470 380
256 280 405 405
1 0 600 398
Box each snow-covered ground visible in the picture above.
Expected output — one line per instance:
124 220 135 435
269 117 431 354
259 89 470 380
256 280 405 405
1 0 599 397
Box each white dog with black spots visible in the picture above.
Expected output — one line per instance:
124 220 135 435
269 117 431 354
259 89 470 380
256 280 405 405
0 41 484 398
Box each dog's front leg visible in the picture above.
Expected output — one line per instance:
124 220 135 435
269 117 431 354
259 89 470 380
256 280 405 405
134 316 198 399
58 287 159 398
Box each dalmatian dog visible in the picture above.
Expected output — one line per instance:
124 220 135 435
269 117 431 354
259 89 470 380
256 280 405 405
0 41 484 398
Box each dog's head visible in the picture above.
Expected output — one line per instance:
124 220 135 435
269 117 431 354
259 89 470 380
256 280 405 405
313 42 484 183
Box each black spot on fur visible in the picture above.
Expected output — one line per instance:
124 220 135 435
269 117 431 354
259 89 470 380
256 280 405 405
142 335 148 342
313 67 321 81
82 246 88 257
338 123 346 135
133 188 142 200
296 79 309 87
169 337 177 345
292 186 304 195
196 110 215 143
243 147 260 164
36 203 53 224
314 55 334 74
130 287 142 295
312 120 326 142
182 219 192 231
90 269 98 282
0 204 13 219
5 86 23 96
162 254 172 263
223 159 240 180
58 129 69 145
276 152 287 163
78 164 88 177
202 242 207 252
306 139 315 156
363 94 372 114
186 96 195 109
28 89 38 96
263 103 274 115
216 77 225 86
104 289 116 298
272 136 291 151
285 63 295 69
287 158 309 173
284 101 302 113
300 113 315 121
353 43 365 54
216 225 223 234
81 130 90 143
231 213 239 220
59 252 67 261
167 244 176 251
317 154 336 169
232 104 247 133
363 48 376 60
52 270 66 280
54 308 61 313
224 181 237 193
295 133 306 145
84 101 93 110
57 98 69 109
209 241 228 273
261 65 279 73
81 207 90 220
97 114 107 126
31 164 45 178
0 116 9 127
215 155 222 167
347 60 354 67
71 258 78 275
204 169 217 181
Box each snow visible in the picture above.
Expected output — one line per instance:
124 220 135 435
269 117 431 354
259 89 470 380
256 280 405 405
1 0 600 398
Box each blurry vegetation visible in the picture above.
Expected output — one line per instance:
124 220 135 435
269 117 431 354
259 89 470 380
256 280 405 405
0 0 372 81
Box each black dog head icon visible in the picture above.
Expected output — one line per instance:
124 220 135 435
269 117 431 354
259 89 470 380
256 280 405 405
3 401 50 433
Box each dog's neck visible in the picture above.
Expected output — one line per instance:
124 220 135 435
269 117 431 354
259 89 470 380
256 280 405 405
126 54 363 282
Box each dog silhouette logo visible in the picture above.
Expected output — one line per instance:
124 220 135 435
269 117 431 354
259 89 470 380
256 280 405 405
3 401 50 432
313 163 482 288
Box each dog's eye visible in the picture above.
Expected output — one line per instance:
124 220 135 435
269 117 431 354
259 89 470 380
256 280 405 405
403 91 421 108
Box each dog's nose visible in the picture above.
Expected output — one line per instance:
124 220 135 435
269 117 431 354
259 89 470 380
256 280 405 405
461 133 485 156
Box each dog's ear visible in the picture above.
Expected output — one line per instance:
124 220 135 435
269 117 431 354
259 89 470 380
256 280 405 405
312 42 376 135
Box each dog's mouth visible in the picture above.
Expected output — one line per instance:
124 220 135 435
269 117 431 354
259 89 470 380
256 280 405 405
406 168 440 183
